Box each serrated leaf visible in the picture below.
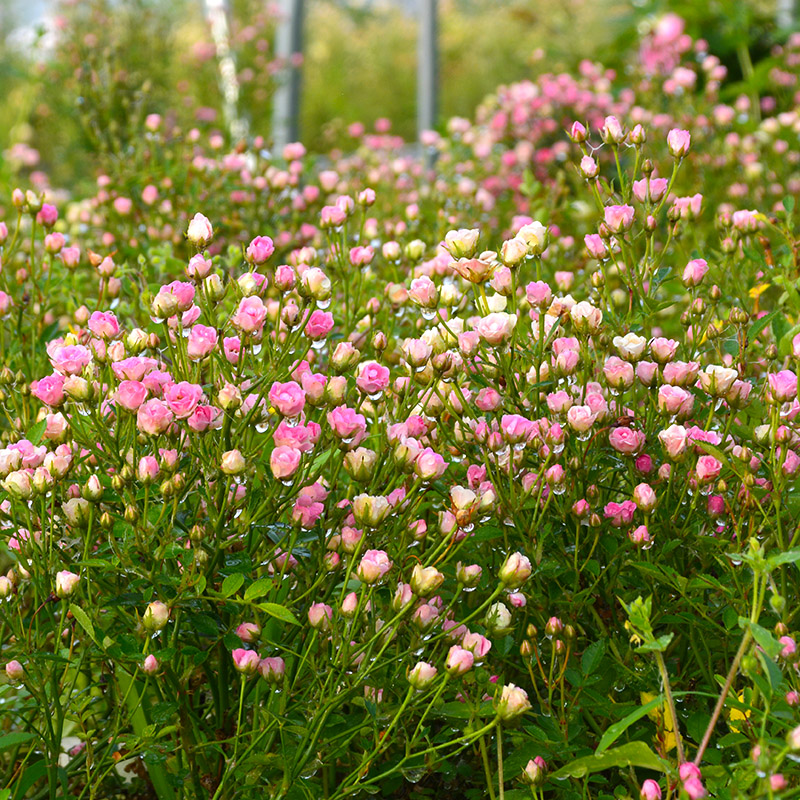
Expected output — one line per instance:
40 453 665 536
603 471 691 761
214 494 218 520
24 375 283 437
552 741 667 778
70 603 98 645
258 602 299 625
245 577 272 602
221 573 244 598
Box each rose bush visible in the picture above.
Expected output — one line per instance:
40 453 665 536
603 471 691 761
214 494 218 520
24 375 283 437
1 13 800 800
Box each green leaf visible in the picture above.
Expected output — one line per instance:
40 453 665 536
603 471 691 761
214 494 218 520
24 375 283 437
757 650 784 693
581 639 606 677
26 418 47 446
0 731 37 750
747 309 780 345
738 618 781 659
766 548 800 569
783 195 795 214
70 603 98 645
258 602 299 625
552 741 667 778
596 695 663 754
221 573 245 598
636 633 674 654
245 577 272 602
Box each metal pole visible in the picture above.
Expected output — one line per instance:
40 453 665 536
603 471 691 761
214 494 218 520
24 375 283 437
272 0 305 150
417 0 438 141
205 0 247 142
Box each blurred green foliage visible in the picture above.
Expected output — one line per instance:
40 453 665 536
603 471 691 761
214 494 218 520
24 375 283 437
0 0 790 193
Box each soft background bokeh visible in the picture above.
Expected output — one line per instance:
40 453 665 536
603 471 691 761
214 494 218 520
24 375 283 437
0 0 791 193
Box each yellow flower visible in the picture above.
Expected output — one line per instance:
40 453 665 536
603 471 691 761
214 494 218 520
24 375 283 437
640 692 680 752
728 691 750 733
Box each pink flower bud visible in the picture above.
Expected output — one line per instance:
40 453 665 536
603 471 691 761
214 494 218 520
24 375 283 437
495 683 531 721
5 660 24 681
55 570 80 598
523 756 547 785
245 235 274 265
407 661 438 689
499 552 532 588
603 204 635 234
308 602 332 631
445 645 474 676
667 128 691 158
682 258 708 287
640 779 662 800
258 656 285 684
143 601 170 632
232 648 260 675
228 620 259 644
356 549 393 585
186 213 214 246
142 655 159 675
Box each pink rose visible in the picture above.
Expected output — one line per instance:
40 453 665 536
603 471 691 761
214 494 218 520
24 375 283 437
88 311 120 339
116 380 148 412
187 325 218 360
696 455 722 484
327 406 367 441
658 424 688 460
269 381 306 417
112 356 158 381
356 549 393 584
245 235 274 265
231 296 267 334
304 310 334 340
414 447 448 480
271 445 302 479
603 204 635 233
667 128 691 158
608 427 646 455
32 374 65 407
658 385 694 417
164 382 204 419
186 405 223 432
767 370 797 404
50 345 92 376
475 312 517 346
682 258 708 287
356 361 390 395
137 399 174 435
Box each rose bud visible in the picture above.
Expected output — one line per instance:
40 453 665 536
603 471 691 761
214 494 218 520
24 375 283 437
407 661 438 690
410 564 445 597
142 655 159 676
495 683 531 722
5 660 24 681
258 656 285 684
55 570 80 598
444 645 474 676
498 552 532 589
143 601 170 633
232 648 260 675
